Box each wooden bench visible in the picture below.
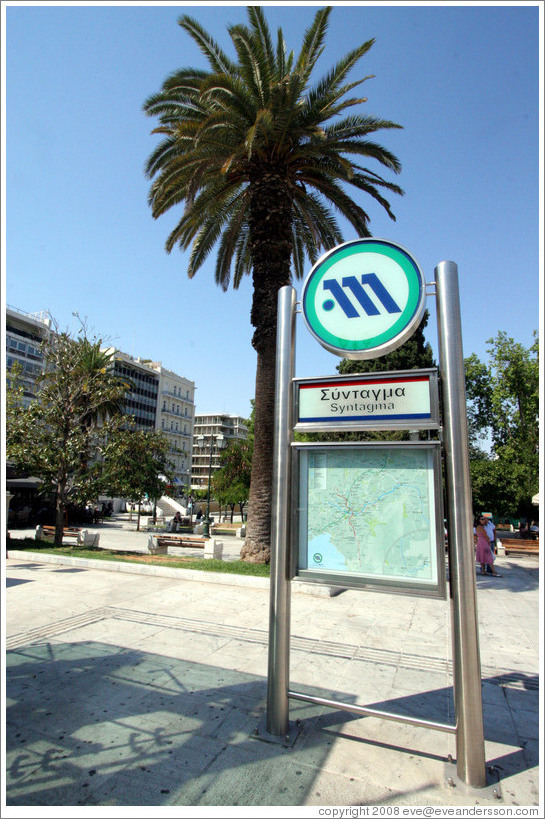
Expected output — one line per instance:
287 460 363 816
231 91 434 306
500 538 539 556
36 525 99 546
147 534 206 554
157 535 206 549
211 525 246 538
148 534 222 559
40 525 80 540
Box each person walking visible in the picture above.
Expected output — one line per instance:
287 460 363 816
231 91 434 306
474 514 502 577
483 515 497 575
485 516 497 555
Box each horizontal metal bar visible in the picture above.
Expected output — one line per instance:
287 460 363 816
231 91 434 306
294 421 441 434
288 690 456 734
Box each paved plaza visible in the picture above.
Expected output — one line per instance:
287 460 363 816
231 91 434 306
3 517 542 812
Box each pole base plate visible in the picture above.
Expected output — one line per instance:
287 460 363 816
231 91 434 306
250 717 301 748
444 760 502 800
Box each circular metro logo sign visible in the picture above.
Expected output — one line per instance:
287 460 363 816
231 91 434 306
301 239 426 359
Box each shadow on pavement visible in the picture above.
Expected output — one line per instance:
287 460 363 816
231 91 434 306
6 640 327 806
6 638 538 807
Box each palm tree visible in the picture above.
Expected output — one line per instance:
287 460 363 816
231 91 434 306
143 6 403 562
74 339 131 428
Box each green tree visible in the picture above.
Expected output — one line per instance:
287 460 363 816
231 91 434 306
212 440 252 522
463 352 494 457
465 331 539 519
337 311 434 376
6 327 129 546
101 423 174 531
143 6 403 562
191 488 209 518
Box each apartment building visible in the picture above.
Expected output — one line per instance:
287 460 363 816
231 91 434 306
105 349 160 430
155 365 195 495
5 306 51 406
191 413 248 489
5 306 196 498
104 349 196 495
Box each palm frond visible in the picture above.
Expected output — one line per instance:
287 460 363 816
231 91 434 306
215 201 251 289
178 15 237 75
296 6 331 80
292 190 343 250
247 6 275 79
233 223 252 288
229 24 270 108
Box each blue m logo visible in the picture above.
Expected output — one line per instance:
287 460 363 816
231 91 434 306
322 274 402 319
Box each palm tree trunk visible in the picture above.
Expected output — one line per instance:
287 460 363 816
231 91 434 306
241 339 277 562
241 172 293 563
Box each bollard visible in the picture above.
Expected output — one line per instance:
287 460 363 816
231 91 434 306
204 539 223 560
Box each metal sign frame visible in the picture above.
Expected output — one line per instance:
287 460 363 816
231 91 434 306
294 368 440 434
265 261 488 790
291 440 446 599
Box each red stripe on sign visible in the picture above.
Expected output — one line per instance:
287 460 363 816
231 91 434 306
299 376 429 390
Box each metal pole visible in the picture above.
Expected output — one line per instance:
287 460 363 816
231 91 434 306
266 285 296 737
435 261 487 788
203 438 212 538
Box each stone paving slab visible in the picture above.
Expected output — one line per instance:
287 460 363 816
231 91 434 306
3 539 541 812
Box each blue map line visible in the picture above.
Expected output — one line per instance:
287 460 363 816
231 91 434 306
326 479 430 526
387 532 431 576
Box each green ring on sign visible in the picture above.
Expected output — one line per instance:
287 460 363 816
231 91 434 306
302 240 424 356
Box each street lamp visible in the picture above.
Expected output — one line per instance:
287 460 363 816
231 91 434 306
196 433 225 537
182 471 193 525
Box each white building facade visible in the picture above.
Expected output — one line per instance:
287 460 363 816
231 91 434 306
104 349 196 497
5 306 51 406
155 365 195 497
191 413 248 490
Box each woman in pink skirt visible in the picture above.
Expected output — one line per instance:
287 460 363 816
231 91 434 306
474 515 502 576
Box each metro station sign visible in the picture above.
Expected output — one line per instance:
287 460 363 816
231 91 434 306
294 369 440 433
301 239 426 359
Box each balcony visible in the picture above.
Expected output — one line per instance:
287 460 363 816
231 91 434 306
162 388 194 402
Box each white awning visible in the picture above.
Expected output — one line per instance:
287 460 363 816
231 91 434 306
532 493 539 506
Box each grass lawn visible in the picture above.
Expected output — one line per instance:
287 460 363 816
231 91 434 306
7 538 270 577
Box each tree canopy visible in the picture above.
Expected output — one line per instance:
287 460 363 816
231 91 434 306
211 440 252 521
100 422 174 530
465 331 539 520
6 324 130 545
337 310 435 376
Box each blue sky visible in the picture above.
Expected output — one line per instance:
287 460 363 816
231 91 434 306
3 1 542 419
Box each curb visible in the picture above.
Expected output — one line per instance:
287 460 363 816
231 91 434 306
6 550 270 590
6 551 345 596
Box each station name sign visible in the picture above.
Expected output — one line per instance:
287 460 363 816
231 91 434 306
294 368 440 432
